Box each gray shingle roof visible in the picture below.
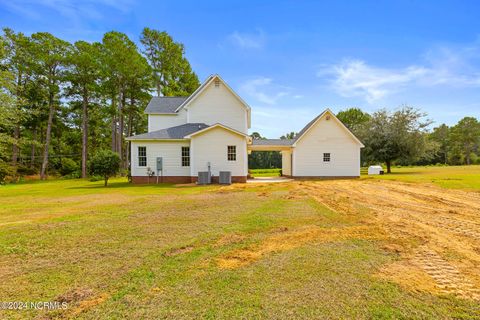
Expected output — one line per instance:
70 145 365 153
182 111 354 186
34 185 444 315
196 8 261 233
127 123 209 140
251 139 295 146
144 97 188 114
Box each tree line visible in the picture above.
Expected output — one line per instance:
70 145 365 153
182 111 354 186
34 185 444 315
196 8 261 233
249 107 480 173
338 107 480 172
0 27 199 182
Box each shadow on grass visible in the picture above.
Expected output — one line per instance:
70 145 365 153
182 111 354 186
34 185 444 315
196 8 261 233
66 181 179 189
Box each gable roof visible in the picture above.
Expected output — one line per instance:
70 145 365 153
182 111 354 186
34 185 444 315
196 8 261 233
184 123 249 139
175 74 250 112
126 123 209 140
293 109 364 147
143 75 251 128
174 74 252 128
144 97 188 114
251 139 295 146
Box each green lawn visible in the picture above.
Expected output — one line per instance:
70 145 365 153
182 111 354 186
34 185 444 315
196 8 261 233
249 168 281 177
0 172 479 319
363 165 480 191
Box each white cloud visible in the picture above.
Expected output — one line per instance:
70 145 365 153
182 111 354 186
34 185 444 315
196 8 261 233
227 29 265 49
239 77 291 105
319 60 428 103
319 41 480 103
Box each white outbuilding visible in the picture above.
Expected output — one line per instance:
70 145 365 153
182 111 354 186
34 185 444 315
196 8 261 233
368 165 384 175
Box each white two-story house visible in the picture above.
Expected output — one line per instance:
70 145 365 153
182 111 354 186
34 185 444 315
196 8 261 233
127 74 364 183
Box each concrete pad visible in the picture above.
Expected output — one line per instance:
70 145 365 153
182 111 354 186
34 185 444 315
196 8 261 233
247 177 293 183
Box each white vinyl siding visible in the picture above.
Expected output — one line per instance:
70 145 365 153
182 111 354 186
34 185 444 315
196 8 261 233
130 141 191 177
148 109 187 132
293 114 361 177
190 127 247 177
186 81 248 133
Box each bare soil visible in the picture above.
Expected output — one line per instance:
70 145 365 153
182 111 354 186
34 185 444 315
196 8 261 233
298 179 480 300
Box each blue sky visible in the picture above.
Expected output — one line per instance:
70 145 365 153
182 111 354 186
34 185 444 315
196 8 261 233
2 0 480 138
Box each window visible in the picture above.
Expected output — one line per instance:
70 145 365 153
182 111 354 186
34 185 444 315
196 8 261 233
227 146 236 161
323 152 331 162
138 146 147 167
181 146 190 167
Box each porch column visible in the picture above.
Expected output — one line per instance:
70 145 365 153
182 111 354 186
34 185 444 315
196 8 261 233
281 150 292 176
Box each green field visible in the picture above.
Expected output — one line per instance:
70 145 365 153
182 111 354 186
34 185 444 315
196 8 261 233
363 165 480 191
1 166 479 319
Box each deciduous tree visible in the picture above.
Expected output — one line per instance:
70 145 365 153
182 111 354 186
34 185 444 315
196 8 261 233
363 107 431 173
449 117 480 165
88 150 120 186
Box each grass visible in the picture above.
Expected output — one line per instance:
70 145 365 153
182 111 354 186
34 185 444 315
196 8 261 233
0 168 479 319
363 165 480 191
249 168 281 177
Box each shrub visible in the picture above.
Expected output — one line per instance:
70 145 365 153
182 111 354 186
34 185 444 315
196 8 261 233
62 170 82 179
89 175 103 182
0 161 13 185
17 165 37 176
88 150 121 187
59 158 78 176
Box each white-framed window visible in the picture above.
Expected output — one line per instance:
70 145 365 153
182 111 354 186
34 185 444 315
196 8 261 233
181 146 190 167
323 152 331 162
138 146 147 167
227 145 236 161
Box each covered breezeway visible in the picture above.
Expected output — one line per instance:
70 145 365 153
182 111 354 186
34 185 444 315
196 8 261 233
248 139 294 177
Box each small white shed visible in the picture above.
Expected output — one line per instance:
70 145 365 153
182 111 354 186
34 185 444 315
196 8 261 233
368 165 384 175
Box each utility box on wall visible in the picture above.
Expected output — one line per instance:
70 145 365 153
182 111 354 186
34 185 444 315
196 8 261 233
156 157 163 173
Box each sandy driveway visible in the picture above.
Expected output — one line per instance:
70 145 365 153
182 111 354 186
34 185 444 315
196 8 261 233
299 179 480 300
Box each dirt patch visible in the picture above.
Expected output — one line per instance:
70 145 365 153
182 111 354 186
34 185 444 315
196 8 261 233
300 179 480 301
52 290 109 318
378 260 439 293
214 233 246 247
70 293 110 317
56 288 94 304
217 225 385 269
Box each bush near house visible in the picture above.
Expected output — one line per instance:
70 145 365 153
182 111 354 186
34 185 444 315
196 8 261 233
88 150 121 186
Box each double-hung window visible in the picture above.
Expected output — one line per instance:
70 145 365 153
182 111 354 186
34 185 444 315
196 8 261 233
323 152 331 162
138 146 147 167
181 147 190 167
227 146 236 161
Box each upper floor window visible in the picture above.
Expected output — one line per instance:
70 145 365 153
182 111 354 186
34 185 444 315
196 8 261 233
182 147 190 167
227 146 236 161
138 146 147 167
323 152 331 162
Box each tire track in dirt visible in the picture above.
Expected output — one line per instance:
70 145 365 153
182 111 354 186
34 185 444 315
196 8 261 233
413 247 480 300
299 179 480 301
